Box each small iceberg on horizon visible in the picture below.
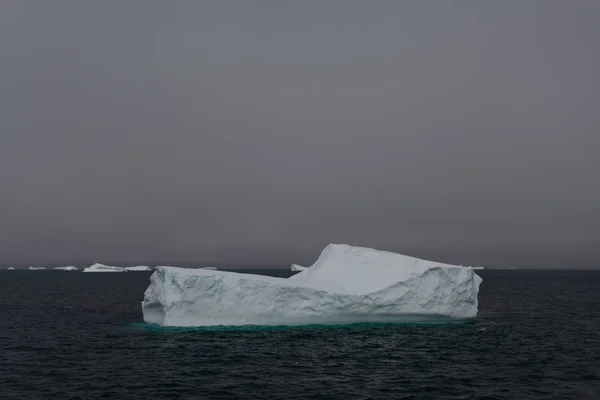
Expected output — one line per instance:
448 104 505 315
28 266 46 270
125 266 153 272
291 264 307 272
83 263 126 273
7 267 15 270
53 266 78 271
142 244 482 327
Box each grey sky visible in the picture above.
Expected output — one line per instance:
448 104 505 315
1 1 599 267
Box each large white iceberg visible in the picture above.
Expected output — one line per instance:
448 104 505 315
83 263 126 273
291 264 307 271
53 266 78 271
28 266 46 270
125 266 153 272
142 244 482 327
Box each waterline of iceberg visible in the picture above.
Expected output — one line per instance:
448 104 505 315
137 318 472 333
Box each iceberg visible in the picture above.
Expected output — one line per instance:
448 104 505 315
83 263 126 273
53 266 78 271
291 264 307 271
142 244 482 327
125 266 153 272
201 266 218 270
7 267 15 270
28 266 46 270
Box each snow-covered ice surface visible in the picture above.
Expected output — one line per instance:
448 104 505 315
125 266 153 272
200 267 218 270
28 266 46 270
142 244 482 327
53 266 78 271
291 264 307 271
83 263 126 273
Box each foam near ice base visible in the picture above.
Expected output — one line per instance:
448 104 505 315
291 264 307 271
142 244 482 327
125 266 152 271
53 266 78 271
83 263 126 272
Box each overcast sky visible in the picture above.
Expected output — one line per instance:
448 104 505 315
1 1 598 268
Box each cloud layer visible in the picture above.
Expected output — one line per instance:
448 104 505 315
1 1 599 267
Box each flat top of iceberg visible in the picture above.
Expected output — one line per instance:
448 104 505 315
153 244 480 296
288 244 475 295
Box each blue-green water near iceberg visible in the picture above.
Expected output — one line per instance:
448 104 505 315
1 269 599 399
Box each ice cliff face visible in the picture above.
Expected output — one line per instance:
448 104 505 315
142 244 482 327
291 264 307 271
83 263 126 272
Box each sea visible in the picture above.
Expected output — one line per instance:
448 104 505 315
0 269 599 399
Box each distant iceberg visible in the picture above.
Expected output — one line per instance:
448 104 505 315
28 266 46 270
152 265 216 271
7 267 15 270
83 263 126 273
53 266 78 271
291 264 307 272
125 266 153 272
142 244 482 327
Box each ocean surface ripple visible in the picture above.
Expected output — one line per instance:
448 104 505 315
1 269 599 399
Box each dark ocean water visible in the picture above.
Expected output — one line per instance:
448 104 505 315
1 269 599 399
